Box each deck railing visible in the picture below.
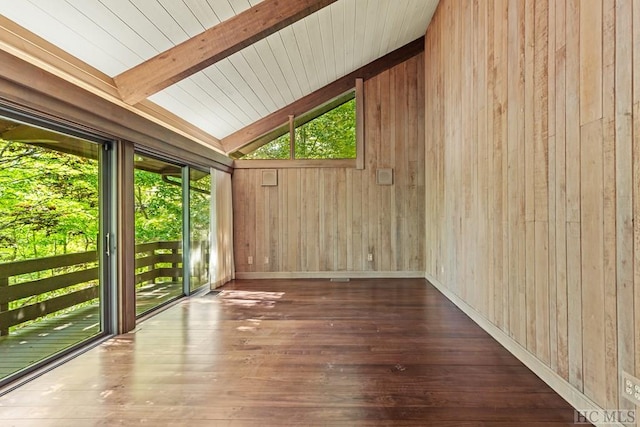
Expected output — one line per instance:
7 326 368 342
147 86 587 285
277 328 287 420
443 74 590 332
0 240 182 336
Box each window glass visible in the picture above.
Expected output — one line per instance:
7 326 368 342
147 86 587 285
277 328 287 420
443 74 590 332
134 155 183 315
242 133 290 160
239 95 356 161
189 170 210 292
0 116 104 382
294 99 356 159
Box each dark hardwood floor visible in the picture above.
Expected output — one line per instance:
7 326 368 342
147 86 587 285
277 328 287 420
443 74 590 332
0 279 582 426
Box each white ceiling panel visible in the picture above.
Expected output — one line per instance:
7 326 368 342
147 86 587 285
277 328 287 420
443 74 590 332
264 34 305 101
181 0 221 28
330 3 346 78
0 0 439 141
256 38 294 105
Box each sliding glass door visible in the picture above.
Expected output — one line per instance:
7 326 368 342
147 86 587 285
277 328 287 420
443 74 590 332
133 154 184 315
0 111 217 384
0 115 109 383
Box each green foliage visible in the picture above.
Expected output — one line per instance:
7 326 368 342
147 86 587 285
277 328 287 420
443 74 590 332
0 140 99 262
134 169 182 243
189 174 211 241
189 174 211 291
242 133 291 160
295 99 356 159
0 139 102 332
241 98 356 160
0 139 200 331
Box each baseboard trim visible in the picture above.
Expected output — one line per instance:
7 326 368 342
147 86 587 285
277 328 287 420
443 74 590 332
424 272 625 427
235 271 425 280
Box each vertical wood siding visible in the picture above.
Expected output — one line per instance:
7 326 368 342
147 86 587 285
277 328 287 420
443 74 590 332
233 53 425 274
424 0 639 414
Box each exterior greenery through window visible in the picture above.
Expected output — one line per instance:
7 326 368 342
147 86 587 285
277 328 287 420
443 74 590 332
134 156 184 315
189 170 211 292
0 139 99 263
242 98 356 160
0 118 104 381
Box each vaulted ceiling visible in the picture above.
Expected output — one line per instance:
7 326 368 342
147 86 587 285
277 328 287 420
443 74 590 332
0 0 438 154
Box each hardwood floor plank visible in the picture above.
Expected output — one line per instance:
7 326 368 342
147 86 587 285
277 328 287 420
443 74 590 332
0 279 583 425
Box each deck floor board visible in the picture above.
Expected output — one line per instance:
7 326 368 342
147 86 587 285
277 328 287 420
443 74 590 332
0 282 183 379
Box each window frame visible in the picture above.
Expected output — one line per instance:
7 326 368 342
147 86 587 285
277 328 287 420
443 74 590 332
233 79 364 170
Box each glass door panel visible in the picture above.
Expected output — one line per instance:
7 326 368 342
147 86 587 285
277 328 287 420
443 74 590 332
189 169 211 293
134 154 184 315
0 116 104 383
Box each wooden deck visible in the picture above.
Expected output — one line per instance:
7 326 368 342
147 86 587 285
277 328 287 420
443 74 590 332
135 280 184 315
0 281 183 380
0 279 583 425
0 305 100 380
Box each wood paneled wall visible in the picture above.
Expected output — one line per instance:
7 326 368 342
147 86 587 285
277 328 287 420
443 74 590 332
233 53 425 276
424 0 639 415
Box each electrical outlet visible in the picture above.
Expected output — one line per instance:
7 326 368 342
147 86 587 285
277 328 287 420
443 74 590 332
622 371 640 405
367 253 373 262
264 256 269 264
248 256 253 265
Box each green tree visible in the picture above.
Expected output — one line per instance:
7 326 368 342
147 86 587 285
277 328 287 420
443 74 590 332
134 169 183 243
295 99 356 159
242 134 291 160
0 140 99 262
242 98 356 160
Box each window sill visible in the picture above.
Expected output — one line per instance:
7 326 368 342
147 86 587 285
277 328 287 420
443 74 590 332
233 159 357 169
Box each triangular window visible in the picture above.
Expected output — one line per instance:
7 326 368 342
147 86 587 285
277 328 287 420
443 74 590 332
234 92 356 161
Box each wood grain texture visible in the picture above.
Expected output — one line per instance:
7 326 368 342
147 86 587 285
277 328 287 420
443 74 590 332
614 0 636 415
233 54 425 275
506 0 526 347
634 0 640 416
424 0 637 414
580 119 605 405
114 0 338 104
554 0 569 382
0 279 579 425
579 0 603 125
564 0 584 392
601 0 618 410
524 0 536 354
117 141 136 334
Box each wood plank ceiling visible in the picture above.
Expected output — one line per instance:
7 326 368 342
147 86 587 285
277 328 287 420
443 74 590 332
0 0 438 149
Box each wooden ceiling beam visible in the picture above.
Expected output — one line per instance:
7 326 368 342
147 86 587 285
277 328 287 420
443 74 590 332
114 0 338 105
222 36 425 154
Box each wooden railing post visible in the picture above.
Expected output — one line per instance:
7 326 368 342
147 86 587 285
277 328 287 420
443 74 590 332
172 245 179 283
151 248 157 285
0 277 8 336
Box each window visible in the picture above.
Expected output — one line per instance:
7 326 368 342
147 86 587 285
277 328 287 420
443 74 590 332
235 91 359 163
294 99 356 160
